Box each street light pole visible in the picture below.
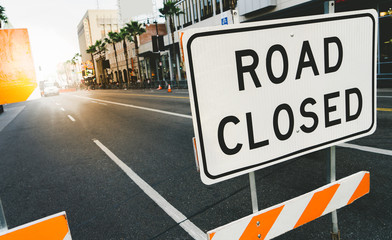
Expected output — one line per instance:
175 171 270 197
155 21 160 84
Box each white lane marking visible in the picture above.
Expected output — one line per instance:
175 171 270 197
55 103 60 106
93 139 206 240
91 101 98 103
338 143 392 156
73 95 192 119
67 115 76 122
378 96 392 98
60 107 65 111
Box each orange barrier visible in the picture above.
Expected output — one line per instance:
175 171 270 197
0 212 71 240
0 29 38 104
208 171 370 240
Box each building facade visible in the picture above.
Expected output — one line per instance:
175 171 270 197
167 0 392 86
77 10 119 83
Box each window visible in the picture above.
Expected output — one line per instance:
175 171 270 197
379 1 392 75
222 0 230 11
216 0 221 14
100 24 105 38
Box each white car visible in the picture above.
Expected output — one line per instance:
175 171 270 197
43 82 59 96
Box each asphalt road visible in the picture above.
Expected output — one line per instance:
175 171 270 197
0 88 391 239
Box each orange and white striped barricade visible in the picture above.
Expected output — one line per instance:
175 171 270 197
208 171 369 240
0 212 71 240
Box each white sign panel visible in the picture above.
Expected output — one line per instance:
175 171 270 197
183 10 377 185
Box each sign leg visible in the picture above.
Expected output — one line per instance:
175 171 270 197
249 172 258 213
328 146 340 239
0 199 8 232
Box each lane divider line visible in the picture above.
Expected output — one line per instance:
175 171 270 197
92 139 206 240
60 107 65 111
67 115 76 122
377 108 392 112
98 103 107 106
338 143 392 156
73 95 192 119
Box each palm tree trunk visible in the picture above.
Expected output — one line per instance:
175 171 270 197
90 53 96 78
113 43 122 85
123 40 130 87
170 16 177 84
134 35 142 84
101 56 106 84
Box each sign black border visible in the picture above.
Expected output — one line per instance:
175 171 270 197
187 12 376 181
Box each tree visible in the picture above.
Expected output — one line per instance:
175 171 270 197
105 31 122 85
94 40 107 84
0 5 8 29
86 45 97 79
118 27 133 85
159 1 183 82
124 21 146 83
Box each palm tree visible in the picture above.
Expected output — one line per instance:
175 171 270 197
124 21 146 83
105 31 122 85
159 1 183 82
86 45 97 78
0 5 8 29
94 40 107 84
118 27 132 85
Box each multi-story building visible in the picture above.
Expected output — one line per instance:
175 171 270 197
77 9 119 83
166 0 392 87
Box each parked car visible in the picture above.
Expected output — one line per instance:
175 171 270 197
43 82 59 96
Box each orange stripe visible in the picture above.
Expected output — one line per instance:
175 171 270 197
347 172 370 205
239 205 284 240
209 232 216 239
294 184 340 228
0 215 69 240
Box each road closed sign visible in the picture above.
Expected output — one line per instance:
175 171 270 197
182 10 377 185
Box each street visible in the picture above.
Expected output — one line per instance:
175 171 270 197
0 88 391 239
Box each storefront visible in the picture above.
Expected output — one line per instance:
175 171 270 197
248 0 392 87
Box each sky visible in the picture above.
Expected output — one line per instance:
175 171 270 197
1 0 162 80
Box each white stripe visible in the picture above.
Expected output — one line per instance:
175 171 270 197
60 107 65 111
67 115 76 122
323 172 365 215
267 194 312 239
93 139 206 240
377 96 392 98
73 95 192 119
55 103 60 105
338 143 392 156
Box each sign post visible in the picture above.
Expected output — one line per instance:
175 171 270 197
324 1 340 239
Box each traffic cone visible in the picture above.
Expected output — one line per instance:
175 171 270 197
168 84 172 93
157 85 162 90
